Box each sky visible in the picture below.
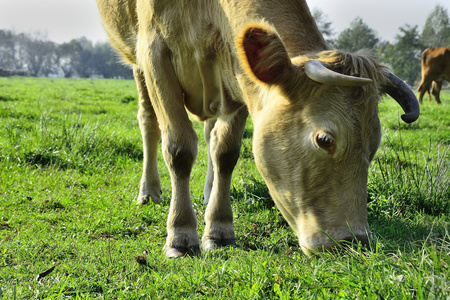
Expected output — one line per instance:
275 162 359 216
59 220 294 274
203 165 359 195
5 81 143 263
0 0 448 44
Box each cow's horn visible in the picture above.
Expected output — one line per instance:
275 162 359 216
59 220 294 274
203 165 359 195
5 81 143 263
382 72 420 123
304 59 373 86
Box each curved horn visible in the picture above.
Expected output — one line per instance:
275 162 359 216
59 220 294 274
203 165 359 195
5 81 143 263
304 60 373 87
382 72 420 123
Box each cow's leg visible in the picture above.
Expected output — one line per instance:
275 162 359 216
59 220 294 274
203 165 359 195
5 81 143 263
203 118 217 205
134 67 162 205
139 36 200 257
417 79 431 104
431 80 442 104
202 107 248 251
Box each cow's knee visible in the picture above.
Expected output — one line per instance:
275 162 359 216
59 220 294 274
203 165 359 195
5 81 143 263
215 144 241 176
164 135 198 179
417 84 427 104
431 85 442 104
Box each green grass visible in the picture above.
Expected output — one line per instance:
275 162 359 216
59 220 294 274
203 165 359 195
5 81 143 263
0 77 449 299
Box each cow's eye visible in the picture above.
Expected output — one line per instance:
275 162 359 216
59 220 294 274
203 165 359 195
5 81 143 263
315 131 336 154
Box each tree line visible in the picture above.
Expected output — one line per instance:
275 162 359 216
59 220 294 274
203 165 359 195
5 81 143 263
314 5 449 85
0 5 448 84
0 32 133 79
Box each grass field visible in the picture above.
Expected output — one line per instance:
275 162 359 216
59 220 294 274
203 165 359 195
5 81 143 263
0 76 449 299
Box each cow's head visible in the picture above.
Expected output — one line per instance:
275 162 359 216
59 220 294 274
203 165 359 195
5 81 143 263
236 23 419 255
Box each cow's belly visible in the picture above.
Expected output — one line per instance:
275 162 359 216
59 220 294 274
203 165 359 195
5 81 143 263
170 51 223 121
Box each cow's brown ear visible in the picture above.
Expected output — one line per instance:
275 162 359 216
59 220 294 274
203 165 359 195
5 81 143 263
237 23 292 85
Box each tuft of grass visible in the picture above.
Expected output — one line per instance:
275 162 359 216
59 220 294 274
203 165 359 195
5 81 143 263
120 95 136 104
369 138 450 217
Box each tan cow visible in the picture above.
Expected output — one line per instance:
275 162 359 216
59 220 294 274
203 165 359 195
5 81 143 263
418 47 450 104
96 0 419 257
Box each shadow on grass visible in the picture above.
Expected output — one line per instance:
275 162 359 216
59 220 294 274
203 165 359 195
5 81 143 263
229 173 299 253
20 137 143 171
231 173 273 209
369 212 448 253
0 95 19 102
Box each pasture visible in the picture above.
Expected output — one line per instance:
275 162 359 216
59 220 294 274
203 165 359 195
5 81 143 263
0 76 449 299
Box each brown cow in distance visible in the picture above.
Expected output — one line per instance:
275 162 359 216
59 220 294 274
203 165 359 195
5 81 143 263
418 47 450 104
96 0 419 257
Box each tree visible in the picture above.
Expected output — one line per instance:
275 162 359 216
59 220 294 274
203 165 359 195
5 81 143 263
422 5 450 47
380 25 422 85
0 30 28 70
312 8 335 47
13 33 31 70
0 30 16 69
23 37 57 76
57 40 83 78
336 18 379 52
73 37 94 78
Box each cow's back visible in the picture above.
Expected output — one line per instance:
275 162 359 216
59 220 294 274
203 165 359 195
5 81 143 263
421 47 450 79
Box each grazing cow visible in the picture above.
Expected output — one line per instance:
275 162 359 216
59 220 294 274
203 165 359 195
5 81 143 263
96 0 419 257
418 47 450 104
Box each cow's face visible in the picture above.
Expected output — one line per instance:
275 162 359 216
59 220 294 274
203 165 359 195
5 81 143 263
237 23 385 254
252 82 382 255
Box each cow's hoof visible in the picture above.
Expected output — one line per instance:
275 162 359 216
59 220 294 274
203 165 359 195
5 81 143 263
136 196 149 205
164 246 201 258
137 193 161 205
202 239 236 252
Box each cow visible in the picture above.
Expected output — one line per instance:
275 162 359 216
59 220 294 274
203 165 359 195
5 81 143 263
96 0 419 257
418 47 450 104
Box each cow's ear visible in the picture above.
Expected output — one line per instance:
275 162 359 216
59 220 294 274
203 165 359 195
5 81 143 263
237 23 292 85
